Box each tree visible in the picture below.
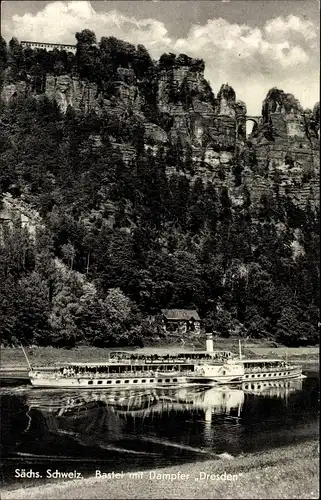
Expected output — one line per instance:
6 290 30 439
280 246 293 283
48 266 92 346
0 221 35 279
85 287 140 347
8 37 23 74
0 36 8 67
104 287 131 323
15 271 51 345
76 29 97 46
0 36 8 88
204 183 218 233
244 305 268 339
61 243 76 270
75 29 98 80
53 61 65 76
275 306 303 346
133 44 153 78
0 269 18 345
214 308 234 338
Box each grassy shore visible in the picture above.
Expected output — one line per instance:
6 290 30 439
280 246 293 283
0 342 319 373
1 439 319 499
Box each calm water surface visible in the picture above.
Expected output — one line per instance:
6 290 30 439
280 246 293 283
1 373 319 489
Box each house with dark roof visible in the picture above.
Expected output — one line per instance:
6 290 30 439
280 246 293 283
160 309 201 335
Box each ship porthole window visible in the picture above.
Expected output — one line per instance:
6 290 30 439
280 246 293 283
263 374 266 377
150 379 154 382
133 380 138 383
158 379 162 383
257 374 261 377
88 381 93 385
116 380 121 384
165 378 170 383
107 380 112 384
97 380 102 384
245 375 248 379
173 378 178 382
142 379 146 383
124 380 129 383
251 375 255 378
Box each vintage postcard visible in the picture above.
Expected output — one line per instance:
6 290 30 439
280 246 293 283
0 0 319 499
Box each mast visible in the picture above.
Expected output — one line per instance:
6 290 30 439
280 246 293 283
21 344 32 370
239 339 242 360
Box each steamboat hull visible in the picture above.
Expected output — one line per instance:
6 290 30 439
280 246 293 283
242 368 303 382
30 374 245 389
29 369 303 389
29 375 190 389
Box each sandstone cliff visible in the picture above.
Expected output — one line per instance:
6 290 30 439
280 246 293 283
1 54 319 211
0 193 43 238
243 89 320 209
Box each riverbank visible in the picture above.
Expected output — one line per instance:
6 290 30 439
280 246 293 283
1 439 319 499
1 343 319 373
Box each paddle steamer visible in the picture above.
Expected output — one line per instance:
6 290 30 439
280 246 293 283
23 334 303 389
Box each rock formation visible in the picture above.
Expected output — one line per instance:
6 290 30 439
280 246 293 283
243 88 319 209
1 51 319 211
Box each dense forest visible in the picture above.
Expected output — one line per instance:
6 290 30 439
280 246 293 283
0 31 319 347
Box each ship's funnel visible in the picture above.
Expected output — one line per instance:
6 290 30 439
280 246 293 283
206 333 214 353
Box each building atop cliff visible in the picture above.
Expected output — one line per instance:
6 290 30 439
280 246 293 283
21 41 77 54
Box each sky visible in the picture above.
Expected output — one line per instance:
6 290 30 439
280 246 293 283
1 0 320 114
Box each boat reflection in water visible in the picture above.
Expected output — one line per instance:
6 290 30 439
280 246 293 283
26 378 303 428
26 386 244 424
242 378 303 398
25 386 247 452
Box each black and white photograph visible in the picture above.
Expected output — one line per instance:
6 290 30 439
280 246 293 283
0 0 319 498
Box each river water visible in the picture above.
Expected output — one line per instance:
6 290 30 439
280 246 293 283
1 372 319 490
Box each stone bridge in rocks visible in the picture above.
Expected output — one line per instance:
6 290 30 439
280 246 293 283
244 116 262 136
246 116 261 126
